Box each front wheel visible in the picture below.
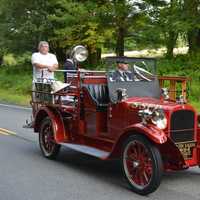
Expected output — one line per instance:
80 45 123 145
121 135 163 195
39 117 61 159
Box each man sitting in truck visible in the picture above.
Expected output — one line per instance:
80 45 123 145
110 59 132 82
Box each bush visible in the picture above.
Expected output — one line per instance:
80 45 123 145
3 54 17 66
0 67 32 95
2 52 32 73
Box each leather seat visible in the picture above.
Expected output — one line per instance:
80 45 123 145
82 84 109 111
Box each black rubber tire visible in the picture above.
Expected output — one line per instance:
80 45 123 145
39 117 61 159
121 134 163 195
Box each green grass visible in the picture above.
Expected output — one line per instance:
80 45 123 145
0 65 64 106
190 101 200 112
0 88 30 106
0 66 32 106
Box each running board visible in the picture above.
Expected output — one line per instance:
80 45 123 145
60 143 110 159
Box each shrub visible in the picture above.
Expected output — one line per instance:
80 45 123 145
3 54 17 66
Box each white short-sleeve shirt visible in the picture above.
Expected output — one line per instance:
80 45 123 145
31 52 58 82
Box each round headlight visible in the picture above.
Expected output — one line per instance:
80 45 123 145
72 45 88 62
151 109 167 130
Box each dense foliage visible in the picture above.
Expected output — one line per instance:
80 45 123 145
1 0 200 64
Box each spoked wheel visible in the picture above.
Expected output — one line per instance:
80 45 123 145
121 135 163 195
39 117 60 159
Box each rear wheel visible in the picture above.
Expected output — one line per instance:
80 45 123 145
121 135 163 195
39 117 60 159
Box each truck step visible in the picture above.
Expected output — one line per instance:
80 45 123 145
60 143 110 159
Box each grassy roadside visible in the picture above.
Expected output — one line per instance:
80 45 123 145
0 88 30 106
0 67 32 106
0 65 63 106
191 101 200 112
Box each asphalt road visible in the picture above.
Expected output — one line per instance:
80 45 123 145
0 104 200 200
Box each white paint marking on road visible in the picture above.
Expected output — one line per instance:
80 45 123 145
0 103 31 111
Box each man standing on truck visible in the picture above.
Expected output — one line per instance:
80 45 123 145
31 41 69 92
31 41 58 82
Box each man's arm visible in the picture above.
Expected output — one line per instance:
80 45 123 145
31 53 59 72
33 63 50 69
33 63 57 72
48 64 58 72
48 54 59 72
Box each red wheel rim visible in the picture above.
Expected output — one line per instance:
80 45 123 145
41 123 55 154
123 140 153 189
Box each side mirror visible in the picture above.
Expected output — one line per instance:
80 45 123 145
161 88 169 100
116 88 127 102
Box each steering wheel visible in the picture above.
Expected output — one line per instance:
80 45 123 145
133 64 153 82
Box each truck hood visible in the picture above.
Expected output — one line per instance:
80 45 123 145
125 96 195 112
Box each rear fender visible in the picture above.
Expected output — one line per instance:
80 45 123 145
34 107 68 143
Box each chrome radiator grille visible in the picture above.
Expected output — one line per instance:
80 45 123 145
170 110 195 143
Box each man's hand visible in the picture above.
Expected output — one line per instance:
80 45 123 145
47 64 58 72
47 65 54 72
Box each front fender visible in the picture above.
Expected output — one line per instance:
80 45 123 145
125 123 167 144
108 123 167 159
34 106 68 143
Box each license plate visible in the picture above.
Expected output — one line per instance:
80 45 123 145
176 141 196 160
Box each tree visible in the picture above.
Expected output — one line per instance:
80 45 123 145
97 0 147 56
2 0 200 64
0 0 53 54
48 0 105 65
144 0 185 58
159 0 181 58
183 0 200 54
0 0 9 64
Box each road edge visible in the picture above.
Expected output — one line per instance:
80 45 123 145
0 103 31 110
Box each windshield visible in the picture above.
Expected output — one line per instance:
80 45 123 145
107 58 156 82
105 57 160 103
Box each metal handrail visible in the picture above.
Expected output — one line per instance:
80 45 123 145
55 69 106 73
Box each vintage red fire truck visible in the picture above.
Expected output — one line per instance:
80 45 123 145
30 46 200 195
